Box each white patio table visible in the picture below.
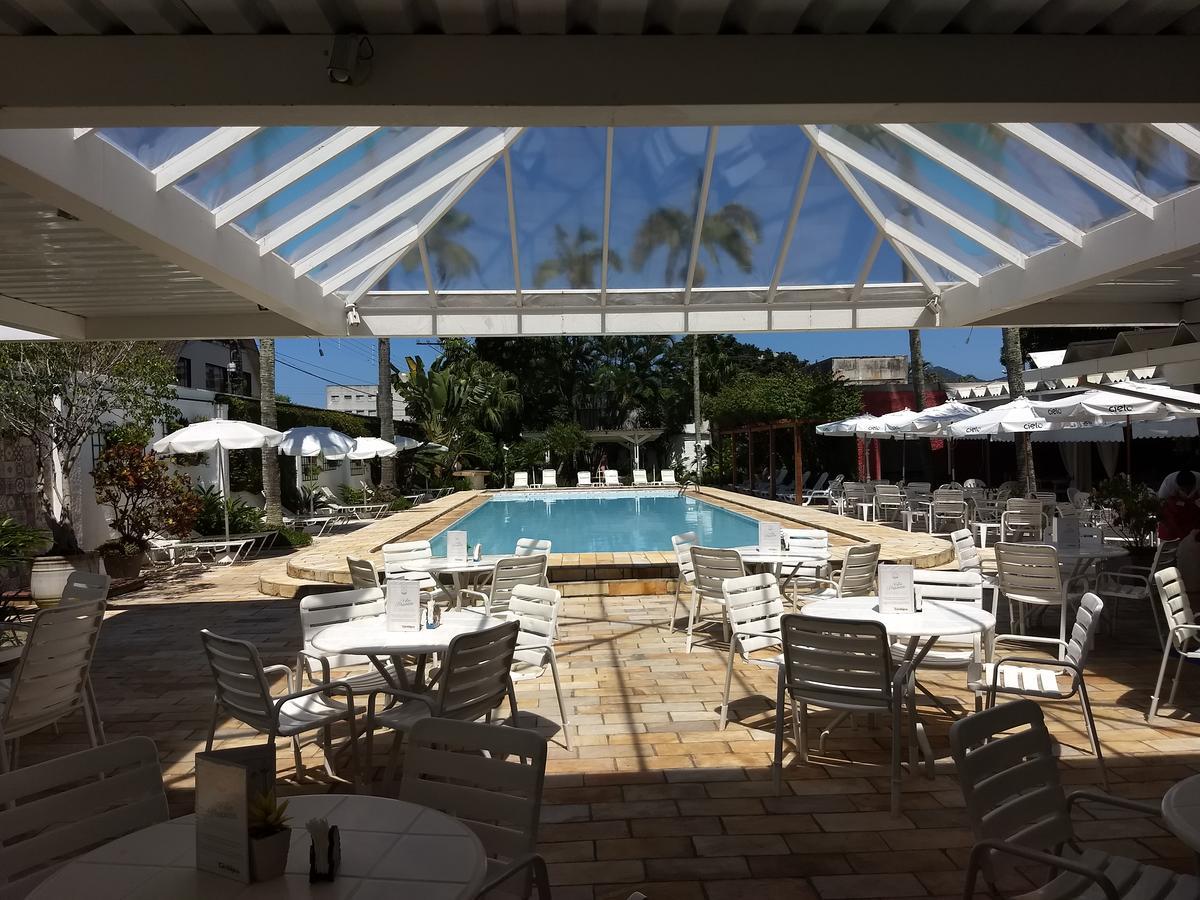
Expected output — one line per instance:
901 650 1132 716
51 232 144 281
800 596 996 771
1048 540 1129 588
311 609 503 689
1163 774 1200 871
399 554 508 605
28 793 487 900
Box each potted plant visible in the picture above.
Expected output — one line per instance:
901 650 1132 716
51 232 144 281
1092 476 1161 564
92 443 201 582
248 792 291 882
0 342 177 603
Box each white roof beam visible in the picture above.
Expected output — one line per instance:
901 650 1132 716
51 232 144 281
767 142 817 302
333 159 499 299
152 127 259 190
256 126 468 255
502 147 523 312
683 126 719 307
599 126 614 313
1151 123 1200 160
850 229 885 304
291 127 521 277
812 127 1027 268
940 179 1200 327
878 123 1084 246
212 126 378 227
71 128 91 139
997 122 1158 218
801 125 941 295
882 221 982 286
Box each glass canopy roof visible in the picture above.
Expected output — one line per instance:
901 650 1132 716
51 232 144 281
88 122 1200 315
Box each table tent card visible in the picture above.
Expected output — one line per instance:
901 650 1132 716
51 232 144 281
758 521 782 552
195 745 275 883
386 576 422 632
878 564 916 615
447 530 468 562
1056 513 1081 548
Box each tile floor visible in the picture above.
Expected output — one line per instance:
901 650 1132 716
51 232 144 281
16 553 1200 899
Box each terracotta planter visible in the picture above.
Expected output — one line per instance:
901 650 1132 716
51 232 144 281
102 552 144 581
250 830 291 882
29 554 97 608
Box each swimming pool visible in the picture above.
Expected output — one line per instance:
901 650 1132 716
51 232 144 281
428 490 760 554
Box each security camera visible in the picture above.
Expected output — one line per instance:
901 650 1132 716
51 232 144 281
328 35 372 85
345 306 361 327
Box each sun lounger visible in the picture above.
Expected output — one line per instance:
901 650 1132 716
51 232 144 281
541 469 558 488
603 470 621 487
512 472 529 489
661 471 678 487
632 469 649 486
578 471 592 486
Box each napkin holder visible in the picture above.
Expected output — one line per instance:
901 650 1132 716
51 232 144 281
308 822 341 882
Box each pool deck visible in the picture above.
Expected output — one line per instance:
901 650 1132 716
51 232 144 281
263 487 952 598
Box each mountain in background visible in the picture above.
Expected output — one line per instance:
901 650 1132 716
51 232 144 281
928 364 979 383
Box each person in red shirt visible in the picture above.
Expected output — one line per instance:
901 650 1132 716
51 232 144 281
1159 469 1200 540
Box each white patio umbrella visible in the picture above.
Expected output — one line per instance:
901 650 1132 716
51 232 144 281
277 427 356 505
890 401 985 482
153 418 283 546
947 397 1061 438
817 414 892 480
327 436 399 461
877 409 920 479
393 435 424 451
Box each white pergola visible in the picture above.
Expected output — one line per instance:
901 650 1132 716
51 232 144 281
5 3 1200 339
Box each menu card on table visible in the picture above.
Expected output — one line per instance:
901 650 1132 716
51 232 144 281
195 744 275 883
386 576 422 631
758 521 782 552
1056 513 1081 547
447 530 468 562
878 564 916 614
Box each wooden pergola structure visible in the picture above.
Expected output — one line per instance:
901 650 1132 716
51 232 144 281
712 419 821 505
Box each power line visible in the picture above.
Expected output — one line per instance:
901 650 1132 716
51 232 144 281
277 352 372 385
276 358 375 395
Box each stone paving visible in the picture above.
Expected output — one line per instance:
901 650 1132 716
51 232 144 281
15 548 1200 899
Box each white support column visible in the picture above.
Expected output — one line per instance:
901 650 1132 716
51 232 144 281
998 122 1157 217
152 127 259 189
683 126 720 330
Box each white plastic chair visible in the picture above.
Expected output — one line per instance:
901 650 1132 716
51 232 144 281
1149 567 1200 721
0 597 106 772
577 471 592 486
1002 498 1047 542
805 473 842 507
400 717 549 900
512 472 529 489
719 573 785 730
789 543 879 602
603 469 621 487
514 538 552 557
669 531 698 633
200 629 360 784
994 543 1073 659
367 621 519 785
632 469 649 486
460 554 548 616
967 592 1107 786
873 484 904 524
929 495 968 535
0 737 168 898
540 468 557 489
508 583 570 749
297 587 392 695
57 572 110 743
776 613 915 813
685 547 744 652
907 569 987 668
346 556 381 590
950 700 1194 900
1098 538 1178 644
381 540 448 604
950 528 998 611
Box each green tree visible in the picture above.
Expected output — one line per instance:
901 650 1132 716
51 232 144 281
402 211 480 286
631 202 761 286
533 225 622 289
543 422 594 475
259 338 282 528
0 342 177 554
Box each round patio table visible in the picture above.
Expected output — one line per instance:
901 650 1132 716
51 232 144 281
734 546 831 592
399 554 507 604
1163 774 1200 871
311 610 504 689
1048 541 1129 587
28 793 487 899
800 596 996 772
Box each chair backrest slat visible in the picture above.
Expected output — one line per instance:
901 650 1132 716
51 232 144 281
488 555 548 615
950 529 982 574
59 571 110 605
1066 593 1105 668
200 630 276 732
995 543 1062 603
690 547 745 603
432 622 519 721
0 737 167 898
1155 567 1198 652
672 532 698 582
722 573 785 657
346 556 380 590
400 718 546 873
781 614 893 709
382 540 434 577
838 544 880 597
514 538 552 557
299 588 386 662
949 700 1073 853
510 584 561 665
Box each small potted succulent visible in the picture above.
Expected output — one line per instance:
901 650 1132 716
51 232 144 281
248 792 292 882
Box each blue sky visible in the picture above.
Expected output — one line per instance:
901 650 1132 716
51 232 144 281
274 327 1003 408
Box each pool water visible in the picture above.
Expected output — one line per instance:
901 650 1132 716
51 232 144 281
429 490 760 554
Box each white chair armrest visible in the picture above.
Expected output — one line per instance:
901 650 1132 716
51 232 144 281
457 588 490 613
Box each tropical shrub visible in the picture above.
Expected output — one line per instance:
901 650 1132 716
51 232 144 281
275 527 312 549
93 443 201 556
192 486 265 536
0 516 47 569
1093 476 1161 551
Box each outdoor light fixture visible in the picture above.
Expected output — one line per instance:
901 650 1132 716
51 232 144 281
226 344 240 373
926 296 943 327
345 305 361 327
327 35 372 85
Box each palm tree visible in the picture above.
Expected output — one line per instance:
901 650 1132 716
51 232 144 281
258 338 281 527
1002 327 1036 495
533 225 622 289
402 211 481 286
377 338 394 494
632 193 762 482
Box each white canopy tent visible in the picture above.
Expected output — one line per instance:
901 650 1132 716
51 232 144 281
153 419 284 547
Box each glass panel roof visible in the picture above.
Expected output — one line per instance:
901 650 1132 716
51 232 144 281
87 122 1200 312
